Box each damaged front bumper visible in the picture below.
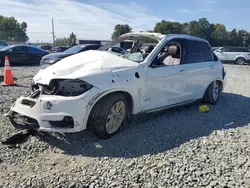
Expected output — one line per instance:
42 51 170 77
6 87 101 133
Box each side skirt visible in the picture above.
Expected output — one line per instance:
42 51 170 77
132 99 199 123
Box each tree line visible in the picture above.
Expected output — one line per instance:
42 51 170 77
0 15 29 42
111 18 250 47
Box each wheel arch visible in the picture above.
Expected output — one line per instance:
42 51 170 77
234 55 245 61
202 78 223 98
85 88 137 129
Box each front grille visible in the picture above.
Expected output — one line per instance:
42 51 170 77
8 112 39 130
21 99 36 107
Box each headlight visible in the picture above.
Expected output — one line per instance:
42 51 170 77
43 58 61 64
57 79 93 96
42 79 93 96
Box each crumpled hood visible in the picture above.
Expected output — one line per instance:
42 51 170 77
34 50 139 87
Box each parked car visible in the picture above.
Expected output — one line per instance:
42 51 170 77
214 46 250 65
0 41 8 49
50 46 69 53
7 32 227 139
212 47 220 51
40 44 102 65
0 44 48 66
108 46 128 54
37 45 52 53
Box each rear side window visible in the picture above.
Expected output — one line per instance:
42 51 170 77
241 48 250 52
11 46 27 53
220 47 229 52
28 47 45 53
184 40 213 64
204 43 213 61
229 47 249 52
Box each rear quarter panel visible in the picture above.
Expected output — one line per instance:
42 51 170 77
234 53 250 61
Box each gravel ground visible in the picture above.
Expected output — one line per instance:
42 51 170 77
0 64 250 188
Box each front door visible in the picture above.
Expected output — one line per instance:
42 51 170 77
142 38 190 112
8 46 28 65
215 47 228 61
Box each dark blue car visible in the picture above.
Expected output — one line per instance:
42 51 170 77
0 44 48 66
0 41 8 49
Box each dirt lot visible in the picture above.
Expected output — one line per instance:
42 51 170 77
0 64 250 188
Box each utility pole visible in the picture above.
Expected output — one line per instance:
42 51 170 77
242 32 248 47
51 18 55 46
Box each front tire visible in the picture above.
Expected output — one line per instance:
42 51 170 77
235 57 245 65
203 81 222 105
88 93 128 139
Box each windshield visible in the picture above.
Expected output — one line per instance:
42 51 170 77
100 32 163 63
0 41 7 46
64 45 85 54
0 45 15 51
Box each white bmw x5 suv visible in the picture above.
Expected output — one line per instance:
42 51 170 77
6 32 227 139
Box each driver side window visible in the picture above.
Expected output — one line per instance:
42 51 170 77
9 46 27 53
220 47 229 52
151 39 182 67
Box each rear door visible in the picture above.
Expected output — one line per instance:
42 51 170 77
143 38 189 111
237 47 250 59
228 47 240 61
27 46 46 65
180 39 216 100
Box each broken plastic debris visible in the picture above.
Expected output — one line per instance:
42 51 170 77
1 129 35 145
199 105 209 113
225 122 234 126
94 143 103 149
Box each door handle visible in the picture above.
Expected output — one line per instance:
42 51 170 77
179 69 186 72
210 64 215 68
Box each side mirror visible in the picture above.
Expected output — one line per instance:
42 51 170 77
217 49 222 53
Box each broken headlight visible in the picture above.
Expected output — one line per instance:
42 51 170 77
56 79 93 96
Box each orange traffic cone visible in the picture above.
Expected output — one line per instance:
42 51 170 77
2 56 15 86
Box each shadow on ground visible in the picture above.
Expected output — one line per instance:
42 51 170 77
0 75 18 82
35 92 250 158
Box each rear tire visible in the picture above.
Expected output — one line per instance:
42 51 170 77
235 57 245 65
88 93 128 139
203 81 222 105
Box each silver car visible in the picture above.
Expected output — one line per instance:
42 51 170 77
214 46 250 65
